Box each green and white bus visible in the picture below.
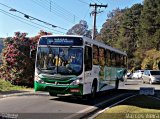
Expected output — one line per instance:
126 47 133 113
34 35 127 97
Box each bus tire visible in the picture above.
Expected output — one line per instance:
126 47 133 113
49 92 57 96
90 81 97 99
115 79 119 90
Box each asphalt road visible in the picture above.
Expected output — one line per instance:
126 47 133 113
0 78 159 119
121 78 160 90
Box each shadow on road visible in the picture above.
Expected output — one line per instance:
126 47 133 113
49 89 138 106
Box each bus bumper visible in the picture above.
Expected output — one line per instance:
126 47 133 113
34 81 83 96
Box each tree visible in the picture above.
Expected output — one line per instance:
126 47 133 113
139 0 160 50
118 4 143 57
67 20 92 38
141 49 160 70
0 30 51 87
0 32 34 86
96 8 127 46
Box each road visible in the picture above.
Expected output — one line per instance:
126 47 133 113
0 79 159 119
121 78 160 90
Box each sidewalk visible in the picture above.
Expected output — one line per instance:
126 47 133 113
0 89 49 98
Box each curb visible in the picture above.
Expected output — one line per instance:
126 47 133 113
0 91 49 98
88 94 138 119
89 93 160 119
64 93 134 119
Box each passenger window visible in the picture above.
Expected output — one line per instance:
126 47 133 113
116 54 120 67
99 48 105 66
93 45 99 65
120 55 123 67
123 56 127 67
106 50 111 66
85 46 92 71
111 52 116 66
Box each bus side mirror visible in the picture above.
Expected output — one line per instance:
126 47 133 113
30 45 37 58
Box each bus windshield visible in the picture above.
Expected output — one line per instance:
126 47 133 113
36 47 83 75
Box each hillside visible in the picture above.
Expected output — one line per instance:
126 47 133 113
96 0 160 70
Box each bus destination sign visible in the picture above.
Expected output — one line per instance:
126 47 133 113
39 37 83 46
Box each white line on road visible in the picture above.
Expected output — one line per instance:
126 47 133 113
88 94 138 119
64 93 133 119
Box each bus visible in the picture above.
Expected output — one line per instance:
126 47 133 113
34 35 127 98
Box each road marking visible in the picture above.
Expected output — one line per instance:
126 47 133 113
89 94 138 119
64 93 132 119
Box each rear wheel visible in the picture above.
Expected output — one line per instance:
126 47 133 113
115 79 119 90
90 82 97 99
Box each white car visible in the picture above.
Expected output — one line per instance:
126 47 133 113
142 70 160 84
132 70 144 79
125 72 133 79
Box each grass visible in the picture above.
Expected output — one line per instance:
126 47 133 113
0 79 31 92
95 95 160 119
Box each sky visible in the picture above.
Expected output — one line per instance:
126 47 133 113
0 0 143 38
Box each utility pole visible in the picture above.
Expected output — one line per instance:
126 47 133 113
90 3 107 39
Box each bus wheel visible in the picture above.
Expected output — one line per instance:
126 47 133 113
49 92 57 96
115 79 119 90
90 82 97 99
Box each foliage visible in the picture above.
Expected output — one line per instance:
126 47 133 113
141 49 160 70
139 0 160 50
0 30 51 87
96 8 127 46
97 0 160 70
0 78 29 92
0 32 35 86
118 4 143 58
67 20 92 38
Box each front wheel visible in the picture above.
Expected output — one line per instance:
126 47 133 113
49 92 57 96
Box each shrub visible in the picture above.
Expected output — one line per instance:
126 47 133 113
0 31 51 87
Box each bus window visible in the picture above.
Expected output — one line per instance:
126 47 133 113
116 54 120 67
85 46 92 71
124 56 127 67
93 45 99 65
99 48 105 66
120 55 123 67
111 52 116 66
106 50 111 66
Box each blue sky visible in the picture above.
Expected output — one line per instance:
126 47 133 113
0 0 143 38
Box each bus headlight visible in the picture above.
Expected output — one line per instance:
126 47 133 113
70 77 83 85
35 75 45 84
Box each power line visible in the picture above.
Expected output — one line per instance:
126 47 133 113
0 9 64 34
83 8 90 20
0 2 12 9
78 0 89 5
90 0 96 4
44 0 81 20
32 0 75 23
0 8 65 34
36 0 74 21
31 0 75 24
94 0 102 4
0 2 67 31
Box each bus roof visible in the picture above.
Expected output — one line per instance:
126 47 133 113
40 35 127 56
